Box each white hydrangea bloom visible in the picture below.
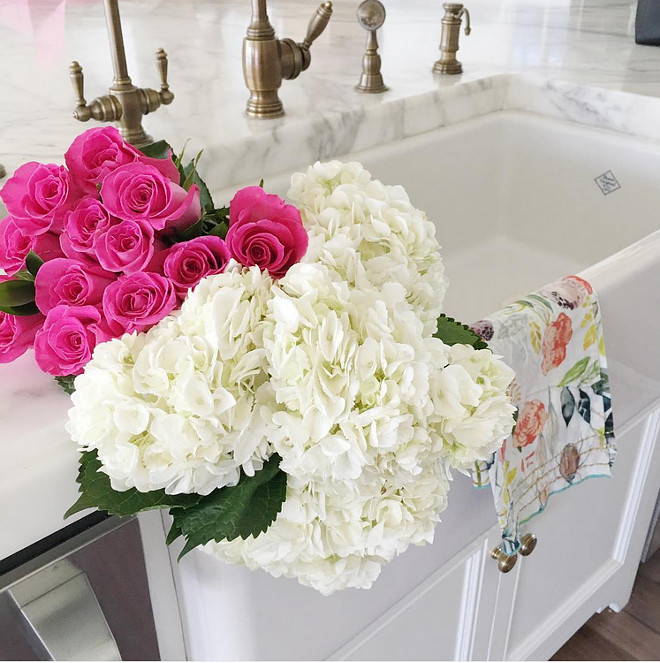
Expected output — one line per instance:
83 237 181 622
288 161 447 335
66 264 276 495
66 162 516 595
207 263 453 593
428 343 517 471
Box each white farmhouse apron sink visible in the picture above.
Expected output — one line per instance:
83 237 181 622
139 104 660 660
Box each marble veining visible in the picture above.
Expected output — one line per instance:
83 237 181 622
2 0 660 559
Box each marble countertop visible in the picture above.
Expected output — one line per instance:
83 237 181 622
2 0 660 560
3 0 660 173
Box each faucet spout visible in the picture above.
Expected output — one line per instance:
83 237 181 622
248 0 274 38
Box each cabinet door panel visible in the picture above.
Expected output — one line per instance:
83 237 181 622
333 535 498 661
503 410 660 660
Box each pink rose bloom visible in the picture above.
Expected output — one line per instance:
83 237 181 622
62 197 113 258
33 305 110 376
0 311 45 363
163 236 231 297
101 163 201 232
0 217 33 275
34 231 65 262
103 272 177 334
35 258 114 314
94 217 156 274
541 313 573 375
0 162 79 234
226 186 308 279
65 127 180 195
513 400 548 449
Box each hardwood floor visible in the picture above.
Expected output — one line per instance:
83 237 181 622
552 550 660 661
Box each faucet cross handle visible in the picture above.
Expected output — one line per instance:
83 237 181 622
68 0 174 146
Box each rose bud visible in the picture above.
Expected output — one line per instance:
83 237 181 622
33 305 110 376
102 271 177 334
226 186 308 279
101 163 201 232
0 311 45 363
65 126 180 195
163 236 231 297
0 162 79 234
35 258 114 314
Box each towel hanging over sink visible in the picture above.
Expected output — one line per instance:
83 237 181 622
470 275 616 557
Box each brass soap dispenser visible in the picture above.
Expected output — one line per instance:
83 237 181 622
433 3 471 75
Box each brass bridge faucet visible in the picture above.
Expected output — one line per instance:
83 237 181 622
69 0 174 147
243 0 333 118
433 3 471 75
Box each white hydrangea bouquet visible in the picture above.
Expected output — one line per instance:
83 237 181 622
4 130 514 594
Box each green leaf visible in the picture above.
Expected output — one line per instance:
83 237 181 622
0 280 38 315
193 170 214 212
171 454 287 559
208 220 229 238
558 357 590 387
174 218 205 242
434 314 488 350
55 375 77 395
165 519 184 545
138 140 173 160
0 301 40 316
258 178 264 188
0 279 35 306
64 450 203 519
181 151 204 190
26 251 44 277
13 270 35 282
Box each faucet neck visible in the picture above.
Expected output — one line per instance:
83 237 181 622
247 0 275 39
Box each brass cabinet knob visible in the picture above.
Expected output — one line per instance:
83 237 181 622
491 546 517 573
520 533 537 557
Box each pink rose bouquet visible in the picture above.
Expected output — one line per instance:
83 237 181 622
0 127 309 381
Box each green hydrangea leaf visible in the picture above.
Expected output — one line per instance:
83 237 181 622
54 375 77 395
434 313 488 350
65 450 203 519
171 454 287 559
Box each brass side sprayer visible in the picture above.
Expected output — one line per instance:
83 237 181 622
355 0 388 94
242 0 333 118
69 0 174 146
433 3 471 75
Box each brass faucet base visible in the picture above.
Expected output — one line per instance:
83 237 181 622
433 60 463 75
246 95 285 119
355 78 388 94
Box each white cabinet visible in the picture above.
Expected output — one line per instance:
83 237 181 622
139 407 660 661
497 408 660 660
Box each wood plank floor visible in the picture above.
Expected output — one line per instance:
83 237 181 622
552 550 660 661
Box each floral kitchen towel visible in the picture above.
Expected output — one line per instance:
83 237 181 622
470 275 616 556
